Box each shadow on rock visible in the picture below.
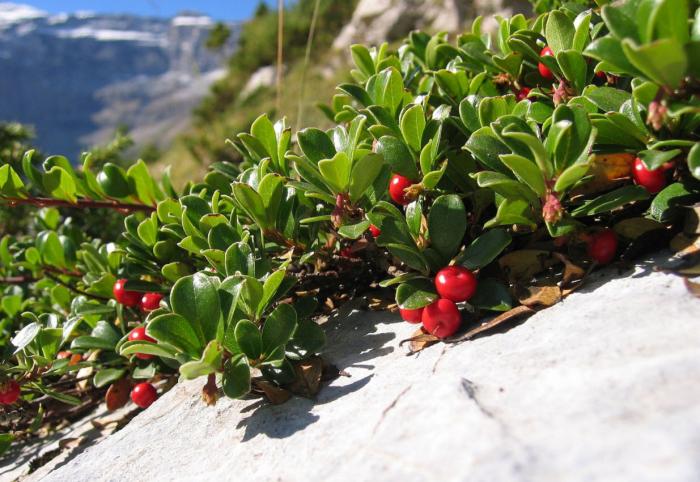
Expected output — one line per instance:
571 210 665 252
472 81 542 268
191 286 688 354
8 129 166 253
234 296 395 442
237 375 374 441
321 296 398 369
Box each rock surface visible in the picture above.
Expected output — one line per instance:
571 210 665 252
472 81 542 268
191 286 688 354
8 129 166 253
333 0 530 49
21 257 700 481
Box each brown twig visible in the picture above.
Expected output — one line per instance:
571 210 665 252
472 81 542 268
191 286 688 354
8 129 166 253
44 272 110 301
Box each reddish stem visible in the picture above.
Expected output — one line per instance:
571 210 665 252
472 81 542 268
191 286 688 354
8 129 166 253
1 196 155 213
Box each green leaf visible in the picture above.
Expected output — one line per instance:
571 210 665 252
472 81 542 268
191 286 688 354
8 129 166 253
262 303 297 355
427 195 466 260
457 229 512 269
97 163 132 198
583 86 632 112
297 128 336 163
0 164 26 197
257 270 286 317
171 273 222 343
179 340 224 380
235 319 262 360
637 149 681 170
232 183 268 227
251 114 279 166
556 49 587 92
546 10 575 55
318 152 352 194
554 163 590 193
500 154 546 197
222 355 251 399
225 242 255 277
571 185 650 217
400 104 426 152
351 44 375 76
11 322 40 353
0 433 15 457
374 67 404 115
376 136 419 180
396 278 438 310
120 341 179 359
469 278 513 311
287 319 326 360
621 38 687 88
238 276 264 318
349 153 384 203
650 182 697 221
43 166 77 203
147 313 203 358
338 220 371 239
257 173 285 224
688 143 700 180
93 369 126 388
464 127 510 174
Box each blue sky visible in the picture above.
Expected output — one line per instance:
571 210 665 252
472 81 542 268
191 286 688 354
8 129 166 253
23 1 285 21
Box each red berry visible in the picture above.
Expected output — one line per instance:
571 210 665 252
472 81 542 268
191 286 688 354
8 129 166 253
399 307 424 324
435 266 478 303
422 299 462 338
538 46 554 79
0 380 20 405
389 174 413 206
130 382 158 409
128 326 157 360
140 292 163 312
339 247 354 258
632 157 667 194
595 70 606 79
587 229 618 265
516 86 531 101
113 279 141 307
369 224 381 238
57 351 72 359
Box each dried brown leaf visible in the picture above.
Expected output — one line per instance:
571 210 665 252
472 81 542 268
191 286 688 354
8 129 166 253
287 356 324 398
253 380 292 405
670 233 700 255
105 378 131 411
613 217 666 240
446 305 536 343
498 250 560 284
518 285 562 307
553 252 586 288
571 152 635 196
683 203 700 235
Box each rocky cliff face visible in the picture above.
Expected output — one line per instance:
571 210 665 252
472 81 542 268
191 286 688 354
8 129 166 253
0 3 239 157
333 0 531 49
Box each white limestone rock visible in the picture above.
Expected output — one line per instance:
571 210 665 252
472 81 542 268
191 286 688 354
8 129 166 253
22 256 700 481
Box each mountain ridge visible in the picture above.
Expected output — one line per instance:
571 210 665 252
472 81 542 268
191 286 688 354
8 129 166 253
0 2 240 157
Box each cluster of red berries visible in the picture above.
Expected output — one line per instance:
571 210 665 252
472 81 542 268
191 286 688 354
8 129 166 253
400 266 478 339
0 379 20 405
113 279 163 312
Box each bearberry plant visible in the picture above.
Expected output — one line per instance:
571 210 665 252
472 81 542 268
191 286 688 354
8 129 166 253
1 0 699 457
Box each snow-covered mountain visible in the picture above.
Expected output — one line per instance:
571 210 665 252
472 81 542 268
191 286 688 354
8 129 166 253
0 3 239 156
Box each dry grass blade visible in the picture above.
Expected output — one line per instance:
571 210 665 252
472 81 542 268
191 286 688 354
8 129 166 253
446 305 536 344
